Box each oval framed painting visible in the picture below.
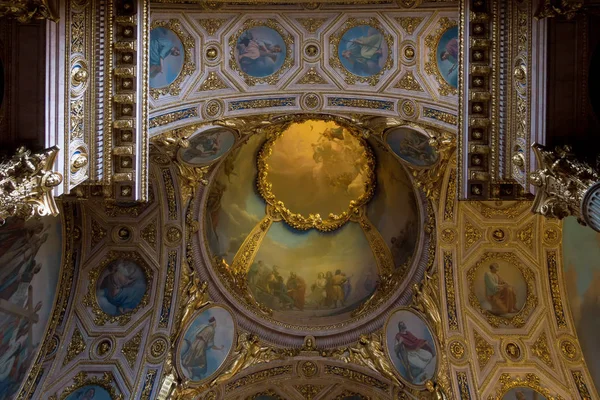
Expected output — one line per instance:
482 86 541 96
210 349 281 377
338 24 389 77
96 258 148 317
501 388 548 400
436 25 459 89
175 304 236 385
64 385 113 400
149 26 185 89
385 127 439 167
385 308 439 388
234 25 287 78
178 127 237 166
471 259 528 318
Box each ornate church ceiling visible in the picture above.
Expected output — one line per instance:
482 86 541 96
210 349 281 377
1 0 600 400
147 2 459 136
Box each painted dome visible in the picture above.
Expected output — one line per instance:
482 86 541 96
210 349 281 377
198 117 427 340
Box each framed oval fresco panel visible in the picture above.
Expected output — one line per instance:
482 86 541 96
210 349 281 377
502 388 548 400
96 258 148 317
338 24 389 78
178 127 236 166
471 259 527 318
176 304 236 385
149 26 185 89
64 385 113 400
385 127 438 167
436 25 459 89
385 308 439 388
234 25 287 78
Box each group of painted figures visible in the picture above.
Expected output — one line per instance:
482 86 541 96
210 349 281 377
247 261 372 311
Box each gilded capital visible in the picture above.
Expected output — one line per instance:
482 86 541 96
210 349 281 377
0 146 62 224
530 143 600 231
0 0 58 23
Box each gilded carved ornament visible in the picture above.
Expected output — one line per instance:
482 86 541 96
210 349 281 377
0 0 57 22
530 144 600 230
0 146 62 225
535 0 584 19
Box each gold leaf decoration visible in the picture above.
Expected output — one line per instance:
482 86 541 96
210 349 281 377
122 330 143 368
198 72 229 92
473 330 494 369
394 70 424 91
395 16 424 35
294 384 325 400
90 218 107 249
197 18 229 35
464 219 483 249
141 219 157 247
295 17 329 33
516 222 534 249
63 327 86 366
532 332 554 368
296 68 328 85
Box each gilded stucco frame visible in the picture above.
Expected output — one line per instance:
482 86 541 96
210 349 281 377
329 17 394 86
149 18 196 99
83 250 153 326
467 251 537 328
228 19 294 86
256 115 376 232
174 303 238 387
424 17 458 97
383 306 441 390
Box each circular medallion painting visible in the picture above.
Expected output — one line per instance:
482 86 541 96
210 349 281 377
338 25 388 77
502 388 548 400
472 260 527 317
385 308 438 388
179 128 236 165
149 27 184 89
65 385 113 400
385 127 438 167
177 305 235 383
436 26 459 88
234 26 286 78
96 259 147 316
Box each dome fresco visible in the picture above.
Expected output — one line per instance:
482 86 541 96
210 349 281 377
203 118 421 327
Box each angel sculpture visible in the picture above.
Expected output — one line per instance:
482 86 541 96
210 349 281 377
210 333 279 387
411 275 442 340
345 334 402 387
179 272 209 330
425 379 446 400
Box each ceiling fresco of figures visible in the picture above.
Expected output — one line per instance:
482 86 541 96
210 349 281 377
147 6 460 135
200 116 424 330
0 216 62 400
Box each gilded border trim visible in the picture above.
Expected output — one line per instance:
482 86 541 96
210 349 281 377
546 250 567 329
